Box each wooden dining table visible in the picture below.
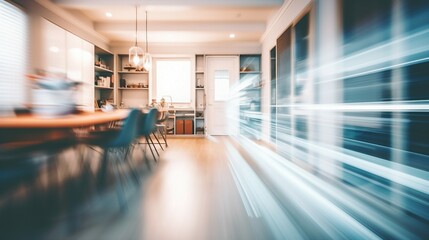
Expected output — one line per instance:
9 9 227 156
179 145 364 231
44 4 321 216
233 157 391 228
0 109 130 144
0 109 130 129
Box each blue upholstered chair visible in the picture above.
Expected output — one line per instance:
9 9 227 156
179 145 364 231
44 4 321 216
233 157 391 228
137 108 159 165
83 108 142 209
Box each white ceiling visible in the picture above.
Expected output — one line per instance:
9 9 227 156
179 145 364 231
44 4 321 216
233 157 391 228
50 0 283 45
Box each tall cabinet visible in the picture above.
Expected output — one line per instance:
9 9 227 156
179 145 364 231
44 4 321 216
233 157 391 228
239 54 262 139
117 54 150 108
94 47 114 109
195 54 206 135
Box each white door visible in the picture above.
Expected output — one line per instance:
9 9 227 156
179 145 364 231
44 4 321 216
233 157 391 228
206 56 239 135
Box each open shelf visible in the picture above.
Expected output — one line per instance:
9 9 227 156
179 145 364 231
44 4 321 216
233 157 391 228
118 88 148 90
117 54 150 108
194 54 206 135
95 66 113 73
94 46 114 110
240 71 261 74
94 86 114 90
118 71 148 74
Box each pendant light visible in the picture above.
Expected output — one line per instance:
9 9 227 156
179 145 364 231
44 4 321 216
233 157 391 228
129 6 143 67
142 10 152 71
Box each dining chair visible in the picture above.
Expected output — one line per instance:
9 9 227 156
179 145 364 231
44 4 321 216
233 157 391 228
80 108 142 209
137 108 159 165
155 111 169 148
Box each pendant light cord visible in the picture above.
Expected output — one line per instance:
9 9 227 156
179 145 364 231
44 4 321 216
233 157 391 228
135 6 138 46
145 11 148 52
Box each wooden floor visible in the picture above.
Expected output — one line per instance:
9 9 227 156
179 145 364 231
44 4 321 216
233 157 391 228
3 137 428 239
35 137 272 240
142 137 270 240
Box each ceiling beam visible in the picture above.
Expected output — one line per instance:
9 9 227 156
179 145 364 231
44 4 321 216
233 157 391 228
94 21 265 33
52 0 284 8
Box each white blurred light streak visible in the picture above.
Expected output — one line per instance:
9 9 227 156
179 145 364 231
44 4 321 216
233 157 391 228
225 143 304 239
235 136 420 239
278 132 429 196
232 137 382 239
305 28 429 84
274 102 429 112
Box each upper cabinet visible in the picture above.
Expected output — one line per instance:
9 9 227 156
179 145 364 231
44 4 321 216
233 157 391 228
81 40 94 111
41 19 95 111
41 19 66 74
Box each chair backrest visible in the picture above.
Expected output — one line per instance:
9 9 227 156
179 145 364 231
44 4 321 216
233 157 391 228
106 109 142 148
157 111 169 124
140 108 158 136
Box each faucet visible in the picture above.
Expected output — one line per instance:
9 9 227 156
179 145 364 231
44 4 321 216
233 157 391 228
162 95 173 108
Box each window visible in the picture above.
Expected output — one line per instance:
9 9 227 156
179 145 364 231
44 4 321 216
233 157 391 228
155 59 191 103
0 1 27 108
214 70 229 101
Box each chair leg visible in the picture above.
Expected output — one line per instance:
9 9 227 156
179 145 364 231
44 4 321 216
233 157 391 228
139 140 152 170
124 146 140 185
110 154 127 211
148 135 160 157
159 127 168 147
152 132 164 151
96 148 109 190
145 136 158 162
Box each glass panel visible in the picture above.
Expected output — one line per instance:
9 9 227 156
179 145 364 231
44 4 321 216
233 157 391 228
276 26 292 155
341 0 393 200
294 13 309 101
214 70 229 101
270 47 277 142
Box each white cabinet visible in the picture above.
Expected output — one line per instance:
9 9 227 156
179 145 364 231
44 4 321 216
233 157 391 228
66 32 82 82
41 19 94 111
42 19 66 74
81 40 95 110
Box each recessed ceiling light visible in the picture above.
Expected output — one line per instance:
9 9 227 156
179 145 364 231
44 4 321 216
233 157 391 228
229 33 236 38
49 46 59 53
105 12 112 17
